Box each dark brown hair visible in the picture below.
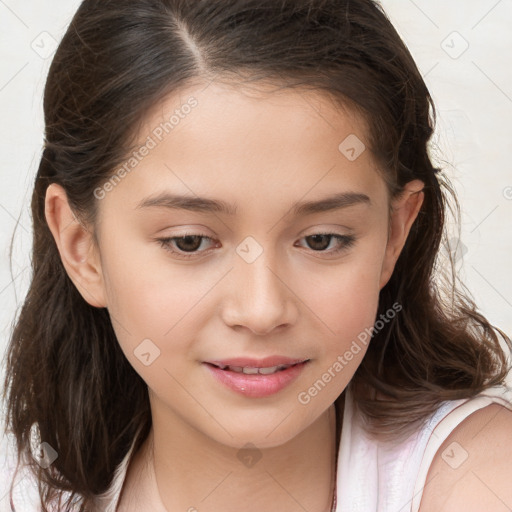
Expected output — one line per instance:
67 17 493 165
3 0 511 510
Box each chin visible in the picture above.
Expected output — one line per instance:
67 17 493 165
205 418 309 450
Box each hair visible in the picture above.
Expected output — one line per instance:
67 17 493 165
2 0 511 510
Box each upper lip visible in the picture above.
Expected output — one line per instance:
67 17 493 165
205 356 310 368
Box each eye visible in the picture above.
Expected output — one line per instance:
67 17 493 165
156 232 357 260
157 233 217 259
295 233 357 255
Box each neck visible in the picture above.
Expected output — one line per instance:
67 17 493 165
132 399 340 512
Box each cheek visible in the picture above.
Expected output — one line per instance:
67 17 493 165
295 246 385 343
99 226 190 325
101 241 219 366
104 264 199 338
102 263 195 391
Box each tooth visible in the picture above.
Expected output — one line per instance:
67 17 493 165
224 364 296 374
258 366 280 375
242 367 259 374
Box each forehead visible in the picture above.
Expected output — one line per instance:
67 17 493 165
140 78 370 156
100 79 387 219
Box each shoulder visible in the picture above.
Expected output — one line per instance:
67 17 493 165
418 402 512 512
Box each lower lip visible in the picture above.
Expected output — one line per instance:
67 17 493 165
203 361 309 398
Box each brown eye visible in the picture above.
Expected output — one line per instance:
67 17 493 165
157 234 216 259
305 234 332 251
297 233 357 254
173 235 203 252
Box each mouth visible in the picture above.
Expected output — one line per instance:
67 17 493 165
203 359 311 397
205 360 310 375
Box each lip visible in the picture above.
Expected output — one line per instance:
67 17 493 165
206 356 309 368
203 359 310 398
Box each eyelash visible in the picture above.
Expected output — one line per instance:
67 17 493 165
156 232 357 260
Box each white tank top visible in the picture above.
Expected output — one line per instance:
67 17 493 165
94 382 512 512
336 382 512 512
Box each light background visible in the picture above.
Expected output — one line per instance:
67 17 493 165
0 0 511 509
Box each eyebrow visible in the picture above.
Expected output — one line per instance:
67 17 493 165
135 191 371 216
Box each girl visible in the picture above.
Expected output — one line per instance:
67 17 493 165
3 0 512 511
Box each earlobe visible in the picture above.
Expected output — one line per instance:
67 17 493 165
379 179 425 290
44 183 107 308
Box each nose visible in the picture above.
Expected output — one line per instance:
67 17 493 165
221 250 298 335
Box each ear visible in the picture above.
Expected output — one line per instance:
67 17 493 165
44 183 107 308
379 179 425 290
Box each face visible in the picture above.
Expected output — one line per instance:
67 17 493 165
46 80 424 449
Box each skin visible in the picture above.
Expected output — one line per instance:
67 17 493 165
45 80 424 511
418 403 512 512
